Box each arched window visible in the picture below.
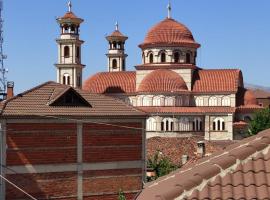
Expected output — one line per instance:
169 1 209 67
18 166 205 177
222 96 231 106
76 47 80 59
161 52 166 63
209 96 218 106
174 52 180 63
70 25 75 33
149 53 153 63
179 117 189 131
193 118 202 131
142 52 145 64
142 96 152 106
186 53 191 64
147 117 157 131
153 96 164 106
113 42 117 49
213 117 225 131
195 97 204 106
112 59 117 69
175 96 182 106
162 118 174 131
63 73 70 85
64 46 70 57
165 96 175 106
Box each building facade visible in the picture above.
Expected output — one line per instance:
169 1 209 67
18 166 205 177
0 81 146 200
82 5 261 140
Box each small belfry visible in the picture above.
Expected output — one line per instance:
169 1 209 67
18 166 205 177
55 1 85 88
106 22 128 72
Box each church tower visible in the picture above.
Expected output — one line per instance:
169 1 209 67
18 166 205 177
55 1 85 88
106 22 128 72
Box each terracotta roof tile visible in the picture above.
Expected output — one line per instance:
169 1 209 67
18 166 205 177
138 69 188 93
1 81 146 117
139 18 200 49
192 69 243 93
62 11 78 19
137 128 270 200
83 71 136 94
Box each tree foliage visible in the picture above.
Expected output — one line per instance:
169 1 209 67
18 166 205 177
249 107 270 135
147 151 178 181
118 189 126 200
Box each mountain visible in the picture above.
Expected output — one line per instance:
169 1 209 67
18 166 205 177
245 83 270 92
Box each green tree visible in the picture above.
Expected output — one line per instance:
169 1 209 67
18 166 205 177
249 107 270 135
147 151 178 181
118 189 126 200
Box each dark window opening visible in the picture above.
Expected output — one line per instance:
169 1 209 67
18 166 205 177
71 26 75 33
200 121 203 131
113 42 117 49
64 46 70 57
186 53 191 64
76 47 80 59
63 76 66 85
217 120 221 131
161 122 164 131
192 121 195 131
122 59 125 70
161 52 166 63
149 53 153 63
213 122 216 131
170 122 174 131
67 76 70 85
77 76 81 87
112 59 117 69
174 52 180 63
222 122 225 131
166 121 169 131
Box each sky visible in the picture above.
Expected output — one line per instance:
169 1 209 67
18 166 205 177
4 0 270 93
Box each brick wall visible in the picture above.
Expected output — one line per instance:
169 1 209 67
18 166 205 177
4 121 144 200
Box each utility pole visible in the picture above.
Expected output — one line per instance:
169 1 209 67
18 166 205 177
0 0 8 100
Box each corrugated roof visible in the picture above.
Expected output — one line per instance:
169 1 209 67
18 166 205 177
137 128 270 200
0 81 146 117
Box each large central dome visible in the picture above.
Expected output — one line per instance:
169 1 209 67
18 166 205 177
139 18 200 49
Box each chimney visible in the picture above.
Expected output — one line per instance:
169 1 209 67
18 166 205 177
197 141 206 157
181 154 189 165
7 81 14 99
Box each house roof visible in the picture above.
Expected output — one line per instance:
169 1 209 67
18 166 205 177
0 81 146 118
252 89 270 99
192 69 243 93
137 128 270 200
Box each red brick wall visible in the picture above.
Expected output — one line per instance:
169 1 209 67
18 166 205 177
5 121 144 199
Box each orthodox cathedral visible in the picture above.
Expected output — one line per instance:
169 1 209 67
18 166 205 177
56 2 261 140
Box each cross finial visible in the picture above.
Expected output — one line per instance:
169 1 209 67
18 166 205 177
68 1 72 12
115 21 119 31
167 1 172 18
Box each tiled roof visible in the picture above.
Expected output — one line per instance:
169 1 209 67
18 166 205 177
137 128 270 200
138 69 188 93
252 89 270 99
135 63 198 70
62 11 78 19
233 120 248 129
139 18 200 49
83 71 136 94
137 106 235 114
236 105 262 113
192 69 243 93
0 81 146 117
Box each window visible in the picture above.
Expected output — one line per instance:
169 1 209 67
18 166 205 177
113 42 117 49
153 96 163 106
147 117 157 131
142 96 152 106
175 96 182 106
222 96 230 106
149 53 153 63
186 53 191 63
213 117 225 131
165 96 174 106
179 117 189 131
76 47 80 59
122 59 125 70
64 46 70 57
112 59 117 69
70 25 75 33
63 73 70 85
142 52 145 64
162 118 174 131
63 25 69 33
193 118 202 131
195 97 204 106
77 76 81 87
161 52 166 63
209 96 218 106
174 52 180 63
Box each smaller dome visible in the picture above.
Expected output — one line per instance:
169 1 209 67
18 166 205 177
244 90 258 105
138 69 188 93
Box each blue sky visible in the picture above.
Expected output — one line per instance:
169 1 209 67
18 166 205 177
4 0 270 93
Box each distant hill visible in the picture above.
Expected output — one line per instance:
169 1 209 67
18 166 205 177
245 83 270 92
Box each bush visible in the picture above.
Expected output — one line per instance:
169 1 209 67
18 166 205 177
118 189 126 200
249 107 270 135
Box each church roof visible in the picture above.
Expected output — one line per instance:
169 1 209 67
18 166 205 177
192 69 243 93
83 71 136 94
137 128 270 200
139 18 200 49
138 69 188 93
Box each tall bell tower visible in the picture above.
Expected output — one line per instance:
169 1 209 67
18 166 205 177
55 1 85 88
106 22 128 72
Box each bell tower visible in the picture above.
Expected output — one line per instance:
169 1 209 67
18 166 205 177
106 22 128 72
55 1 85 88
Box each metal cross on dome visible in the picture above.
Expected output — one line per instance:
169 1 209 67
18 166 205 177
167 2 172 18
115 21 119 31
68 1 72 12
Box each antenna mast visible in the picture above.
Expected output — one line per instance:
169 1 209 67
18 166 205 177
0 0 8 99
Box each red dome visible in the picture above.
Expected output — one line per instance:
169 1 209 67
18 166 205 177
138 69 188 93
139 18 200 49
244 90 258 105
